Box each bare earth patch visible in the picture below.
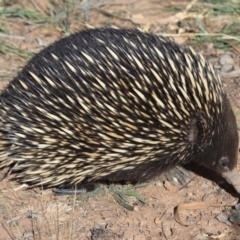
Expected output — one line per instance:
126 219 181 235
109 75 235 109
0 1 240 239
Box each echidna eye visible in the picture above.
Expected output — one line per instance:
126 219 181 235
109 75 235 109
219 156 229 170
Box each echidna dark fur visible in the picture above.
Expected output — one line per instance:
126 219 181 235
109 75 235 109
0 28 239 192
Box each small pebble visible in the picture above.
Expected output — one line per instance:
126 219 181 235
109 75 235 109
221 64 233 72
201 183 209 189
155 182 163 188
172 177 178 183
133 206 139 212
154 217 162 225
164 180 175 191
219 54 234 66
194 234 207 239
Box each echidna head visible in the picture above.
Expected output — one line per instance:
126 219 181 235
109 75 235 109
216 96 240 192
193 94 239 192
215 96 239 174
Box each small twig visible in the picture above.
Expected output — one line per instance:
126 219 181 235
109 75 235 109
161 222 168 240
94 8 134 23
160 33 240 42
107 0 138 5
29 0 45 14
0 33 25 40
177 176 196 192
69 184 77 240
184 0 198 13
221 70 240 79
3 201 22 238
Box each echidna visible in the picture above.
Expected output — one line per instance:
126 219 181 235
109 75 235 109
0 28 239 192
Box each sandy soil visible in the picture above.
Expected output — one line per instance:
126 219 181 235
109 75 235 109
0 1 240 239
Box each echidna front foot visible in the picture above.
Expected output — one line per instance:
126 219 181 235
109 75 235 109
163 166 193 185
53 182 98 195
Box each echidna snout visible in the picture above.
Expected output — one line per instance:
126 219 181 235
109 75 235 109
0 28 239 193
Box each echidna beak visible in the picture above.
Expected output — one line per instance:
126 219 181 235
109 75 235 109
222 168 240 195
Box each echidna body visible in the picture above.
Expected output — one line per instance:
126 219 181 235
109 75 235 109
0 28 239 191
